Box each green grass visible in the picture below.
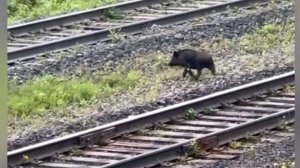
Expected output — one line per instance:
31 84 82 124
8 71 141 118
103 7 124 19
238 22 295 54
8 0 118 24
200 21 295 56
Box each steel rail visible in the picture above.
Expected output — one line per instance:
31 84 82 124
7 71 294 166
102 108 295 168
8 0 165 35
7 0 269 64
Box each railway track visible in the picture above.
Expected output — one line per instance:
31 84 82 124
156 126 294 168
8 71 295 168
8 0 271 64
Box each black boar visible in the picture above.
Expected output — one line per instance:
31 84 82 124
169 49 216 80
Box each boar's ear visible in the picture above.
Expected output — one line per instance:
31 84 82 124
173 51 179 57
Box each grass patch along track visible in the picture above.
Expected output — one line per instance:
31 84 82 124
8 71 142 119
8 0 121 24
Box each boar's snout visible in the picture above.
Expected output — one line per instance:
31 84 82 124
168 58 176 66
169 51 180 66
169 61 175 66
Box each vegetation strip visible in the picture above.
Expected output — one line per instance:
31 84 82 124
8 0 122 24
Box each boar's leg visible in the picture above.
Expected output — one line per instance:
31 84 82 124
193 69 202 80
182 68 188 77
183 68 196 78
187 69 198 80
208 65 216 75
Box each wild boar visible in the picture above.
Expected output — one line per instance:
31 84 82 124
169 49 216 80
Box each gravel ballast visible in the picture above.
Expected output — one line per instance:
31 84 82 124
210 137 295 168
8 0 295 151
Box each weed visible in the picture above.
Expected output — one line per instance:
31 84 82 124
232 6 242 14
153 54 170 69
22 154 29 161
136 128 149 135
57 51 66 60
175 155 189 165
248 2 258 10
282 85 293 93
184 108 197 120
270 0 277 10
152 123 165 130
103 7 123 19
147 131 161 137
203 108 218 115
245 145 255 160
276 115 292 132
190 140 207 157
73 44 85 53
273 160 295 168
108 28 125 43
277 120 293 132
145 84 160 102
69 148 84 156
244 134 257 143
229 141 242 149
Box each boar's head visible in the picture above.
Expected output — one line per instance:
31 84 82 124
169 51 181 66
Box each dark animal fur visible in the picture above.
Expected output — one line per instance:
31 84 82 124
169 49 216 80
